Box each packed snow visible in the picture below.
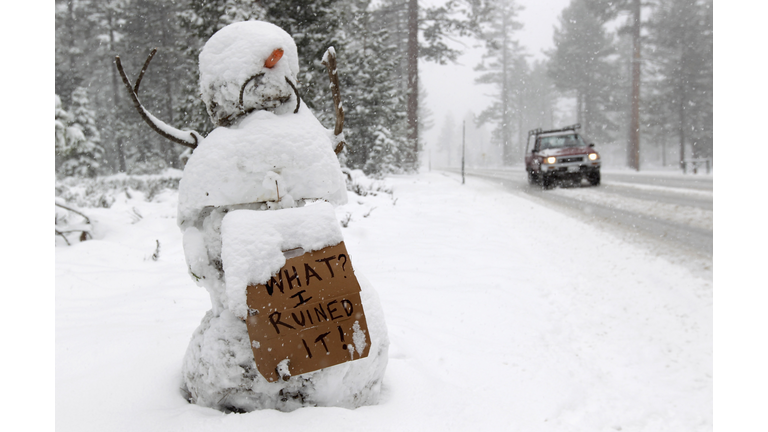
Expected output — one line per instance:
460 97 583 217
172 20 381 412
177 108 347 227
199 21 300 125
218 203 345 318
56 170 712 431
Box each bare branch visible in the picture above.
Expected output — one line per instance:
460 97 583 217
134 48 157 94
322 48 345 154
55 202 91 225
56 230 71 246
115 52 199 150
239 73 265 113
284 77 301 114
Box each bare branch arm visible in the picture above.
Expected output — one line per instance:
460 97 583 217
134 47 157 94
322 47 345 154
114 51 199 149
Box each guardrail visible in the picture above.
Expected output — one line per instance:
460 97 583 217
681 158 712 174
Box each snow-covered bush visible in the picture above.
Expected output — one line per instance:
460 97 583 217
344 168 393 198
55 198 92 246
56 169 183 208
56 89 106 178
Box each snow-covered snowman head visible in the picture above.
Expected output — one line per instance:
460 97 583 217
199 21 301 126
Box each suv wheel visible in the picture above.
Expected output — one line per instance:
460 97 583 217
541 174 553 189
527 170 538 185
588 170 601 186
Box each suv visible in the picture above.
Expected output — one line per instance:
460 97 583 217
524 124 601 188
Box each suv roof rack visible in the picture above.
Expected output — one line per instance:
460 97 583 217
528 123 580 137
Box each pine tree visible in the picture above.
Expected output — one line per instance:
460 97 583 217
435 112 458 167
646 0 713 164
55 94 73 173
585 0 643 169
338 0 408 175
177 0 267 137
473 0 526 165
55 0 86 108
547 0 618 143
58 88 106 178
82 0 131 173
260 0 344 129
373 0 474 171
524 60 557 133
120 0 190 170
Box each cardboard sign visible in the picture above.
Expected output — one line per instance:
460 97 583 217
245 241 370 382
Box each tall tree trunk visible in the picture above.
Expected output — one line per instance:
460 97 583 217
678 82 686 169
108 10 127 173
67 1 77 74
628 0 641 171
576 91 583 129
161 7 177 168
678 37 687 169
165 79 176 167
517 89 524 164
407 0 419 170
501 14 511 165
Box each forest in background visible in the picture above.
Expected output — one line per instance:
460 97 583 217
55 0 712 178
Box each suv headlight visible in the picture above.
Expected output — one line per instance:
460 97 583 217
545 156 557 164
588 153 599 161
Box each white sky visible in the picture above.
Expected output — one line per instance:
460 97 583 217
421 0 572 147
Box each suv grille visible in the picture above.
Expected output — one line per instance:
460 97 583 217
559 156 584 163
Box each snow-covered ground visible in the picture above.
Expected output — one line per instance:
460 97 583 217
55 171 712 431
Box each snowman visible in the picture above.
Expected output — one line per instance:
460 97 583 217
115 21 389 413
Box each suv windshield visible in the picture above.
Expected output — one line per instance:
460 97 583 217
538 134 585 150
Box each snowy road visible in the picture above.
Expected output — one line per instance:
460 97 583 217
450 167 713 275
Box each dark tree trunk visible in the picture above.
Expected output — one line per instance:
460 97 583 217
407 0 419 169
629 0 641 171
108 10 127 173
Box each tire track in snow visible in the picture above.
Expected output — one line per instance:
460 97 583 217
449 168 713 262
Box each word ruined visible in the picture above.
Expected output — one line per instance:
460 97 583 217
244 242 371 382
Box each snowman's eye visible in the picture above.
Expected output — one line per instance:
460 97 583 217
265 49 284 68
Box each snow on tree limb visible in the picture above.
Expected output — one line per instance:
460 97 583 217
115 51 200 150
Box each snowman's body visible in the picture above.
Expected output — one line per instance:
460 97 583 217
177 21 388 412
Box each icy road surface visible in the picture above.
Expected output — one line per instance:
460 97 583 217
456 167 713 279
55 171 712 431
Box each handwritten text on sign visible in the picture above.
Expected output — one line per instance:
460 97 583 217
245 241 370 382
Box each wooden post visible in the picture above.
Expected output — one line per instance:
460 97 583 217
462 121 466 185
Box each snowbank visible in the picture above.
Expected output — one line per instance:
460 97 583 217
56 171 712 431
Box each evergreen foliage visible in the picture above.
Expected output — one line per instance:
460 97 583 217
473 0 526 165
646 0 713 162
547 0 618 143
340 0 408 175
53 0 712 175
56 89 106 178
261 0 343 127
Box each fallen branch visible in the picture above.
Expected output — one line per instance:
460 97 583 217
55 229 71 246
55 202 91 225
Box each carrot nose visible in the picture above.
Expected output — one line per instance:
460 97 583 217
265 49 284 68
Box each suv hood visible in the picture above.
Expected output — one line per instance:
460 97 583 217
538 146 591 157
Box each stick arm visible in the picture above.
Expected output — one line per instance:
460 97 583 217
114 49 200 149
322 47 345 155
